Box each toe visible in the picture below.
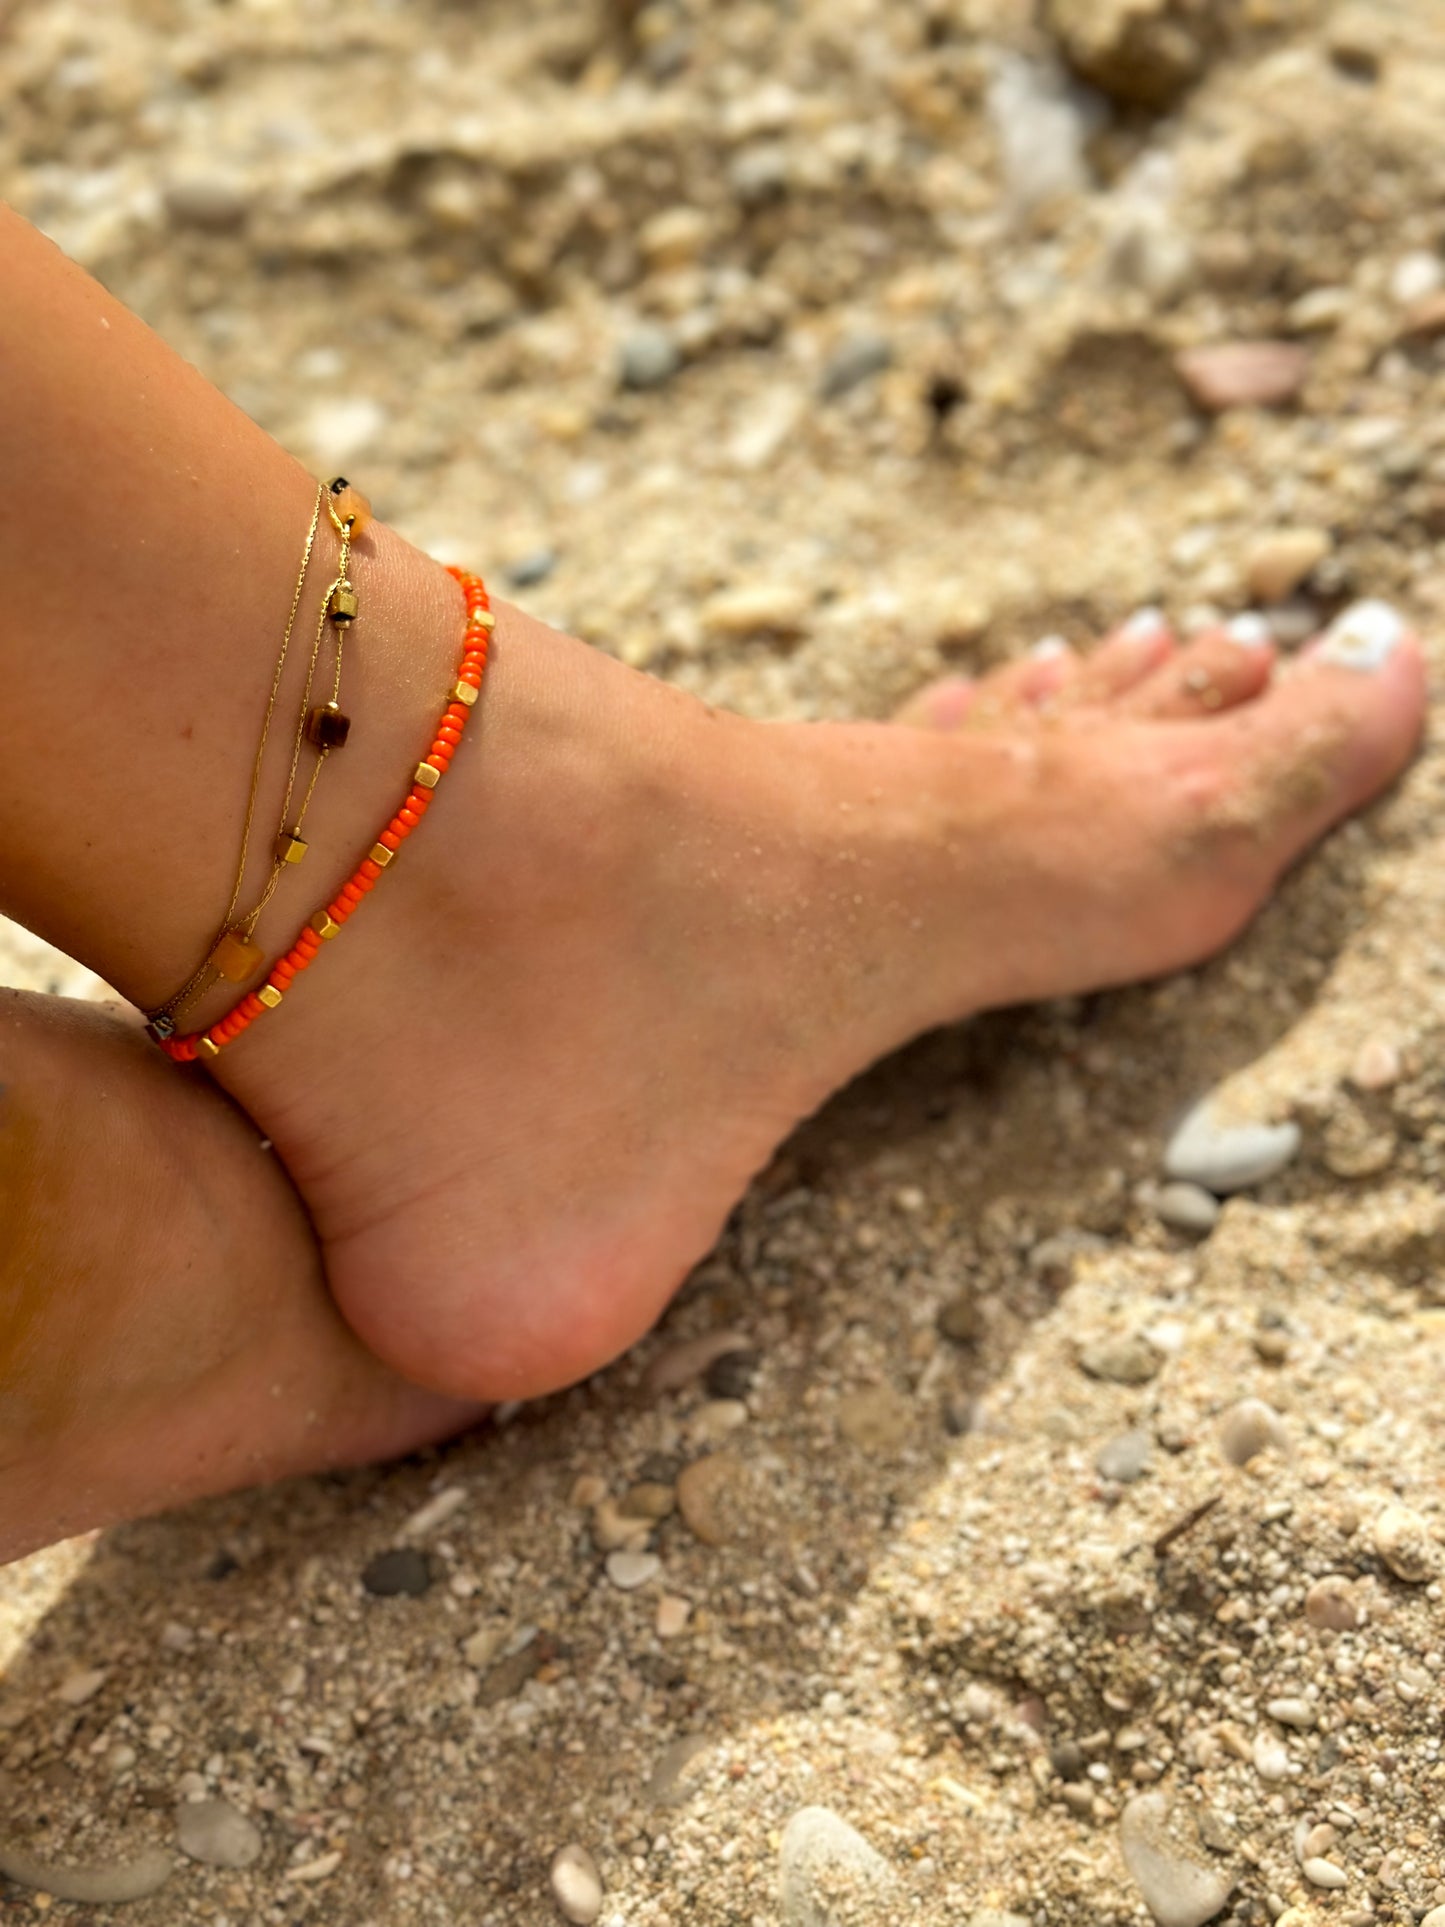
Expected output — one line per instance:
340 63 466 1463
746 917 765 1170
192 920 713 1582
963 638 1079 726
1061 609 1176 708
893 674 976 730
1170 602 1426 889
1121 617 1275 720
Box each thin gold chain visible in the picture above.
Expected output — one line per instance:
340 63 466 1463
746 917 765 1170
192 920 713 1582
152 484 328 1021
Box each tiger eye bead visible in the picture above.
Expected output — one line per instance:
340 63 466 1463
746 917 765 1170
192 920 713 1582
210 929 264 983
326 477 373 538
306 702 351 751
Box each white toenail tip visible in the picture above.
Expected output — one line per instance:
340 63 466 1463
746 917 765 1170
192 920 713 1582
1121 606 1167 641
1225 614 1273 649
1030 636 1070 660
1319 599 1407 670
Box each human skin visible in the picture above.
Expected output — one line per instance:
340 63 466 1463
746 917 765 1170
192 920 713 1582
0 200 1429 1531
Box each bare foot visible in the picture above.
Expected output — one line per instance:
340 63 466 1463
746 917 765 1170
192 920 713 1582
0 990 479 1563
189 551 1425 1406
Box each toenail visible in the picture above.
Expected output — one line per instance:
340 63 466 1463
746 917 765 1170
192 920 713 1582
1030 635 1070 661
1120 606 1168 641
1317 599 1407 671
1225 614 1272 649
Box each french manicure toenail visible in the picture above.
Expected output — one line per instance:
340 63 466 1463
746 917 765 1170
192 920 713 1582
1319 599 1407 670
1121 606 1167 641
1030 636 1070 660
1225 614 1272 649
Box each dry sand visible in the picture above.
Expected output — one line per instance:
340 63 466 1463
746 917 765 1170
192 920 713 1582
2 1 1445 1922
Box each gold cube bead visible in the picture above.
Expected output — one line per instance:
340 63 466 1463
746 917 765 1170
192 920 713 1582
369 842 395 868
329 585 359 625
257 984 284 1010
469 609 497 631
276 830 309 866
451 680 478 707
197 1036 222 1061
413 762 441 790
310 911 340 941
210 929 264 983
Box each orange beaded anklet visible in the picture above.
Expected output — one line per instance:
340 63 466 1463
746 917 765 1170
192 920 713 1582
158 566 493 1066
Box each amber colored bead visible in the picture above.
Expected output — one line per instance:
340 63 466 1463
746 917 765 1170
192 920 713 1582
326 478 373 538
307 702 352 752
210 929 264 983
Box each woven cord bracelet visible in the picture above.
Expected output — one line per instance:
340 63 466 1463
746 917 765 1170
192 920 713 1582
159 566 493 1065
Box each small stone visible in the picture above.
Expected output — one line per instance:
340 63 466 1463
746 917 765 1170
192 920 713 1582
1327 5 1387 77
506 548 558 589
361 1548 432 1598
591 1495 653 1553
704 1347 760 1400
1265 1698 1316 1729
550 1843 604 1925
656 1595 692 1639
1253 1733 1290 1782
648 1733 711 1806
1119 1793 1235 1927
1153 1182 1221 1237
1301 1858 1348 1891
1044 0 1215 109
689 1397 750 1447
644 1331 749 1395
1350 1037 1402 1091
1419 1907 1445 1927
1252 1327 1290 1365
1219 1398 1288 1468
176 1798 263 1871
56 1667 107 1707
1096 1430 1152 1484
1246 528 1331 604
1078 1332 1162 1386
1391 251 1444 306
837 1385 914 1453
1304 1575 1361 1632
1164 1100 1301 1194
163 169 251 231
619 1481 676 1522
1373 1502 1438 1583
399 1485 467 1539
1400 291 1445 342
619 324 681 391
778 1807 895 1927
820 332 894 400
937 1291 984 1344
1175 343 1309 413
700 583 810 640
677 1455 745 1547
606 1550 661 1591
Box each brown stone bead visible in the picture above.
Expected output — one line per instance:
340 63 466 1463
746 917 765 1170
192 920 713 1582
306 703 351 751
210 930 264 983
326 478 372 538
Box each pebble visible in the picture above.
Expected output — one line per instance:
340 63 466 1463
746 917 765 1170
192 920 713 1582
676 1455 759 1548
1400 291 1445 342
689 1398 750 1447
56 1666 107 1706
644 1331 749 1395
837 1385 914 1453
1391 250 1444 306
937 1290 984 1344
506 548 558 589
1301 1857 1348 1890
1218 1398 1288 1467
1045 0 1211 109
361 1548 432 1598
986 53 1098 212
655 1594 692 1639
1304 1575 1361 1632
605 1550 661 1591
819 331 894 400
1078 1332 1162 1386
647 1734 711 1806
1265 1698 1317 1729
1164 1099 1301 1194
1246 528 1330 604
1153 1182 1220 1237
619 1481 676 1522
1096 1430 1152 1484
704 1347 760 1400
1350 1036 1403 1091
162 168 251 231
699 582 810 640
1119 1793 1235 1927
399 1485 467 1539
1175 342 1309 413
550 1843 604 1925
176 1797 263 1870
0 1841 173 1904
1420 1908 1445 1927
619 324 681 391
1373 1502 1438 1583
778 1806 895 1927
1253 1733 1290 1781
462 1625 508 1670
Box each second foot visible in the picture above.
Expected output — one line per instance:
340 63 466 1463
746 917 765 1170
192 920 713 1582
203 564 1426 1405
